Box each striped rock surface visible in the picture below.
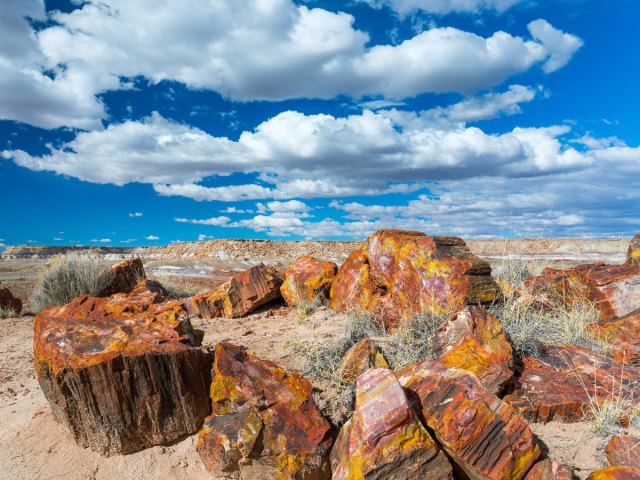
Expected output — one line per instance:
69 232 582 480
339 338 389 383
280 255 337 306
628 234 640 264
524 459 576 479
605 435 640 468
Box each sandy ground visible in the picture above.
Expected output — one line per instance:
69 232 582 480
0 304 620 480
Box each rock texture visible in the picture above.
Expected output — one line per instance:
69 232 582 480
33 280 212 456
524 459 576 480
197 342 331 479
186 263 283 318
605 435 640 468
398 359 540 480
0 287 22 315
628 234 640 264
504 344 640 423
589 309 640 364
339 338 389 383
280 255 337 306
330 230 501 330
330 367 452 480
433 305 514 395
527 262 640 322
97 258 146 296
588 467 640 480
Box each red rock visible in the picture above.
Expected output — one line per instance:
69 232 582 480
0 287 22 315
527 262 640 322
588 467 640 480
330 367 452 480
589 309 640 364
628 235 640 264
33 280 212 456
504 344 640 423
186 263 283 318
525 459 576 479
280 255 337 306
339 338 389 383
605 435 640 468
97 258 146 296
197 342 331 479
398 359 540 480
433 305 514 395
330 230 501 331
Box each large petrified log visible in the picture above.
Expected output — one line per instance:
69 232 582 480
524 459 576 480
196 342 331 479
339 338 389 383
398 359 540 480
589 309 640 364
432 305 514 395
97 257 146 296
330 367 452 480
588 467 640 479
186 263 282 318
504 344 640 423
605 435 640 468
628 234 640 264
0 287 22 315
280 255 337 306
34 280 212 456
527 261 640 322
330 230 501 330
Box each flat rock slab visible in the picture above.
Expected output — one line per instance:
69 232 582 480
330 230 501 331
605 435 640 468
34 280 212 456
280 255 337 306
197 342 331 479
0 287 22 315
398 359 540 480
331 367 452 480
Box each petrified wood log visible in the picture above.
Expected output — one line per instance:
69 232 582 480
605 435 640 468
398 359 540 480
280 255 337 306
186 263 283 318
433 305 514 395
339 338 389 383
589 309 640 365
34 280 212 456
330 230 501 331
197 342 331 479
331 368 452 480
97 258 146 296
524 459 576 479
628 234 640 264
0 287 22 315
588 467 640 480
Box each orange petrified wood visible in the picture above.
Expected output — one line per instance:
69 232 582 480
588 467 640 480
605 435 640 468
330 230 501 331
524 459 576 480
34 280 212 456
280 255 337 306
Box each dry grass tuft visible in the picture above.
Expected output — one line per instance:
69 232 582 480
0 306 18 319
293 294 326 322
148 274 200 300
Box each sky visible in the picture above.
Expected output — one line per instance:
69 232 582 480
1 0 639 248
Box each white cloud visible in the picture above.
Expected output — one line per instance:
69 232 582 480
145 235 160 240
128 212 143 217
121 238 138 243
198 234 215 241
527 19 584 73
175 216 231 226
90 238 112 243
256 200 311 213
220 206 251 214
53 237 64 241
360 0 521 16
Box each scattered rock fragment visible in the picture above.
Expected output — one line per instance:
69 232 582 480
433 305 514 395
280 255 337 306
524 459 576 479
97 257 146 296
330 230 501 331
197 342 331 479
605 435 640 468
398 359 540 480
330 367 452 480
339 338 389 383
628 234 640 264
0 287 22 315
34 280 212 456
587 467 640 479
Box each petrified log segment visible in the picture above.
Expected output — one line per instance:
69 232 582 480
97 258 146 296
504 344 640 423
330 368 453 480
628 234 640 264
330 230 501 331
186 263 283 318
589 309 640 364
0 287 22 315
34 280 212 456
588 467 640 480
527 262 640 322
339 338 389 383
605 435 640 468
280 255 337 306
197 342 331 479
433 305 514 395
398 359 540 480
524 459 576 479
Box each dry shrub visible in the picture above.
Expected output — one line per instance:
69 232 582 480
0 306 18 319
31 255 114 312
148 274 200 300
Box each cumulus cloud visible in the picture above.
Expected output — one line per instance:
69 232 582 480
360 0 521 16
175 217 231 226
90 238 112 243
256 200 311 213
145 235 160 240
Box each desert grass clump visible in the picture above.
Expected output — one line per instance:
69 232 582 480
293 293 326 322
31 255 114 312
0 306 18 319
149 274 200 300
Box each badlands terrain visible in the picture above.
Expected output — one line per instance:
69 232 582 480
0 235 638 479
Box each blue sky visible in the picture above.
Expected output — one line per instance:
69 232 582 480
1 0 639 248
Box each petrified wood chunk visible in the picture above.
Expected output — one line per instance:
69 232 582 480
588 467 640 480
527 262 640 322
0 287 22 315
197 342 331 479
605 435 640 468
186 263 283 318
398 359 540 480
330 368 452 480
628 234 640 264
525 459 576 479
330 230 501 331
339 338 389 383
280 255 337 306
34 280 212 456
433 305 514 395
589 309 640 364
97 257 146 296
504 344 640 423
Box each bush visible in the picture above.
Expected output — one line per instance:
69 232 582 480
0 306 17 319
31 255 114 312
381 312 446 370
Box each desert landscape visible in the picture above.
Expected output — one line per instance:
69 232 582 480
1 232 640 479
